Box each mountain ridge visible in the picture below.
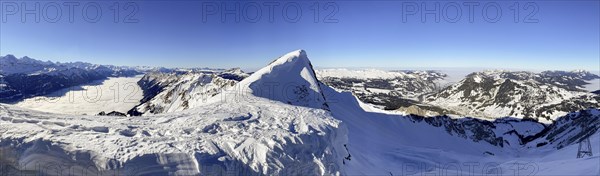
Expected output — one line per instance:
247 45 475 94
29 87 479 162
0 50 598 175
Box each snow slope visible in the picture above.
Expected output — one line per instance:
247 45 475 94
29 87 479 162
323 84 600 175
0 97 346 175
0 50 346 175
0 50 598 176
223 50 329 110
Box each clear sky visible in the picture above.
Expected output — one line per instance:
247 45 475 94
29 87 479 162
1 0 598 71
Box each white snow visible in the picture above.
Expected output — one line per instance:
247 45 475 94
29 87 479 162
13 76 144 115
323 85 600 175
226 50 327 109
0 96 346 175
0 50 598 175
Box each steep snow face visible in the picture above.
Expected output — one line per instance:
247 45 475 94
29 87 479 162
321 84 600 175
236 50 328 110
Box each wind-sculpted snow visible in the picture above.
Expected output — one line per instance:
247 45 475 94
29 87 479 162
0 50 598 175
0 50 348 175
0 97 346 175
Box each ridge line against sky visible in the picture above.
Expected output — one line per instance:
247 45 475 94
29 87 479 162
1 1 599 71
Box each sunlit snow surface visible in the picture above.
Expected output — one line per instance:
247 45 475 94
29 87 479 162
0 96 345 175
13 75 144 115
326 87 600 175
1 51 599 175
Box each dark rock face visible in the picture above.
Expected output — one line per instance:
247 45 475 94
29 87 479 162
0 55 142 103
539 109 600 149
127 69 248 116
127 72 178 116
426 70 600 121
321 70 600 122
406 115 505 147
537 71 600 91
404 108 599 149
1 69 107 102
319 70 446 110
97 111 127 116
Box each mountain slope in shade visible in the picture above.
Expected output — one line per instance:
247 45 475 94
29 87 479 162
0 55 142 103
225 50 329 110
128 69 248 116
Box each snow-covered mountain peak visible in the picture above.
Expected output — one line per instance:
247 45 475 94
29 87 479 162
234 49 328 109
1 54 18 61
263 49 310 68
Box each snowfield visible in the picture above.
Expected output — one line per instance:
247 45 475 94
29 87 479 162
0 96 346 175
0 50 598 175
13 76 144 115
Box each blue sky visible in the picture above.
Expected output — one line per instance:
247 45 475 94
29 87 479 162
0 1 598 71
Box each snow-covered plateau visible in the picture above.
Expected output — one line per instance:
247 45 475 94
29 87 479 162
0 50 598 175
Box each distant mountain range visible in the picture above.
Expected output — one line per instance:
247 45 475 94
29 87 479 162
426 70 600 122
2 54 598 124
0 50 598 175
0 55 146 102
0 55 243 103
317 69 600 123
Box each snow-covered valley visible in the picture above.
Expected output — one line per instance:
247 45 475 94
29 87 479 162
12 75 144 115
0 50 598 175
